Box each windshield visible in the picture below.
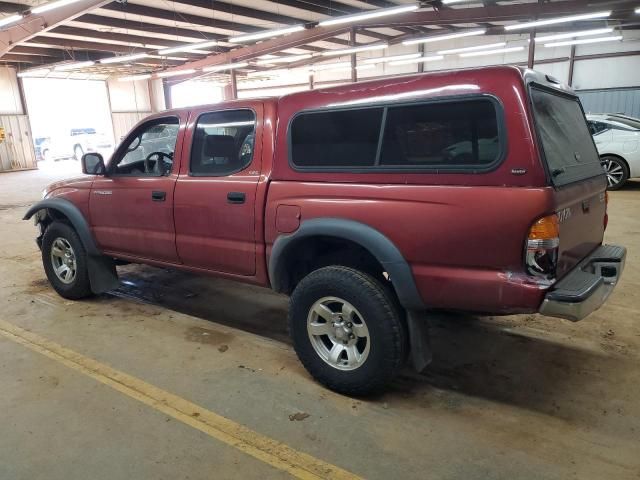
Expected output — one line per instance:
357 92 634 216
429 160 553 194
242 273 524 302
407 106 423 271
606 115 640 131
530 87 603 186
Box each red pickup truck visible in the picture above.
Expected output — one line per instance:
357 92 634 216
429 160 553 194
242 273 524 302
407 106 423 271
25 66 626 395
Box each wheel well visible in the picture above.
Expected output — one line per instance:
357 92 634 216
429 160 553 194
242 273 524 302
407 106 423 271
276 236 387 295
38 208 73 231
600 153 629 170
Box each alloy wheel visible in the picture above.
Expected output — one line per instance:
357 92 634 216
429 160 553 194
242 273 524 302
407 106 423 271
306 296 370 371
50 237 77 284
601 157 625 188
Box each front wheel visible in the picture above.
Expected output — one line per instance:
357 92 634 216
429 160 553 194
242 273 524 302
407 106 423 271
601 155 629 190
42 222 92 299
289 266 407 396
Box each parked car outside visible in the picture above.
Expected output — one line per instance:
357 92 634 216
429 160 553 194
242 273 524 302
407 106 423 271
39 127 113 162
586 113 640 190
24 67 626 395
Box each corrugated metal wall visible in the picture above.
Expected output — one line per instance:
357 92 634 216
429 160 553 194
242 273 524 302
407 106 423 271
111 111 150 143
0 115 36 172
578 88 640 118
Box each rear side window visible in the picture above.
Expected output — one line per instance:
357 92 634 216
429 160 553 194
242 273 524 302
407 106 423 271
588 121 609 135
290 108 383 168
530 87 603 186
289 97 502 171
190 109 255 176
380 101 499 167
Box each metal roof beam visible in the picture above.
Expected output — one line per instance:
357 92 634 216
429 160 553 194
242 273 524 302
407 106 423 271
99 3 263 34
163 0 636 74
0 0 111 56
75 13 227 41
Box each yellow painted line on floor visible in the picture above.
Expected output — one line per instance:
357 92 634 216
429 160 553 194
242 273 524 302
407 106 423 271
0 319 361 480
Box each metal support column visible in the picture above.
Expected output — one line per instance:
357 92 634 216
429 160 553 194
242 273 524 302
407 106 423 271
230 69 238 99
350 27 357 83
568 45 576 86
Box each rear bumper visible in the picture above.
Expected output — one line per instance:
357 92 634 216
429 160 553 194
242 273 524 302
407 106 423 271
539 244 626 321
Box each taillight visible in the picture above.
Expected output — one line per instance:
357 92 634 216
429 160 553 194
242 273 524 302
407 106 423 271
526 214 559 279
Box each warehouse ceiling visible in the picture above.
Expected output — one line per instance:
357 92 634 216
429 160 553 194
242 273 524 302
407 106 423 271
0 0 639 81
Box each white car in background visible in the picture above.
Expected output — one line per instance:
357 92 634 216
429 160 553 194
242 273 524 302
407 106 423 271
40 128 113 162
586 113 640 190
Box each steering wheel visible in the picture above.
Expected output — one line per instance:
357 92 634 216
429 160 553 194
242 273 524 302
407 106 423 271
144 151 173 175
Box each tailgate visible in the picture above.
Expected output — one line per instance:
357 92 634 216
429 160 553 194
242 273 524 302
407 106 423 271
554 176 606 278
529 84 607 278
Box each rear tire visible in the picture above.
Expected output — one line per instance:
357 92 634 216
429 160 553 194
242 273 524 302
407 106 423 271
601 155 629 190
289 266 407 396
42 222 92 300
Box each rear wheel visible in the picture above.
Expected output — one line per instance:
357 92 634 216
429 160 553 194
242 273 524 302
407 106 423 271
601 155 629 190
289 266 407 396
42 222 92 299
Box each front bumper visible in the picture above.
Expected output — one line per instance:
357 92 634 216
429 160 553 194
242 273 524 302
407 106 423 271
539 244 626 322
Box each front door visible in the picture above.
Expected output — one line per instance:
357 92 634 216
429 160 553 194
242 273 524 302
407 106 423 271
90 115 184 263
174 104 262 276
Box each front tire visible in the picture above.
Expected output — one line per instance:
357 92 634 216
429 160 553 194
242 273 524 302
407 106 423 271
42 222 92 299
289 266 407 396
601 155 629 190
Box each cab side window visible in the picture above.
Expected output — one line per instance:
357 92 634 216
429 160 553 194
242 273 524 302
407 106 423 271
112 118 179 176
190 110 256 176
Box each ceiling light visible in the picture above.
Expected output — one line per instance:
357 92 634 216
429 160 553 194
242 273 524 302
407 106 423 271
535 28 614 42
459 46 524 57
636 7 640 14
544 35 623 48
504 11 611 31
156 69 197 78
308 61 351 72
403 29 486 46
256 54 312 65
119 74 152 82
158 40 219 55
437 42 506 55
321 43 388 56
100 53 149 64
319 4 418 27
442 0 471 3
389 55 444 66
54 61 95 71
229 25 305 43
362 53 421 64
17 68 51 78
202 61 249 72
32 0 83 14
0 14 22 28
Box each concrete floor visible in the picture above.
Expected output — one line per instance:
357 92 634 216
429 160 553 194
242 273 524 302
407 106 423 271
1 169 639 480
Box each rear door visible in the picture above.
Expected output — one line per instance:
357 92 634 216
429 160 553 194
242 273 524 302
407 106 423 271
173 102 263 276
530 86 607 277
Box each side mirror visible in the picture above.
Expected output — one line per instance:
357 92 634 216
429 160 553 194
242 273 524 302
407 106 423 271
82 152 105 175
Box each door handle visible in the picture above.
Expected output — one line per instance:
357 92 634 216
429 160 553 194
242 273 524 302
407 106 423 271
152 191 166 202
227 192 246 204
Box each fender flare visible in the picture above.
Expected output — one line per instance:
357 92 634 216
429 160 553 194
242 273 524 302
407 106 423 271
23 198 101 256
23 198 118 294
269 218 425 311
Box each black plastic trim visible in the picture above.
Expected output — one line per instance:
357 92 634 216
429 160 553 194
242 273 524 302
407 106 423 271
23 198 101 256
269 218 425 311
